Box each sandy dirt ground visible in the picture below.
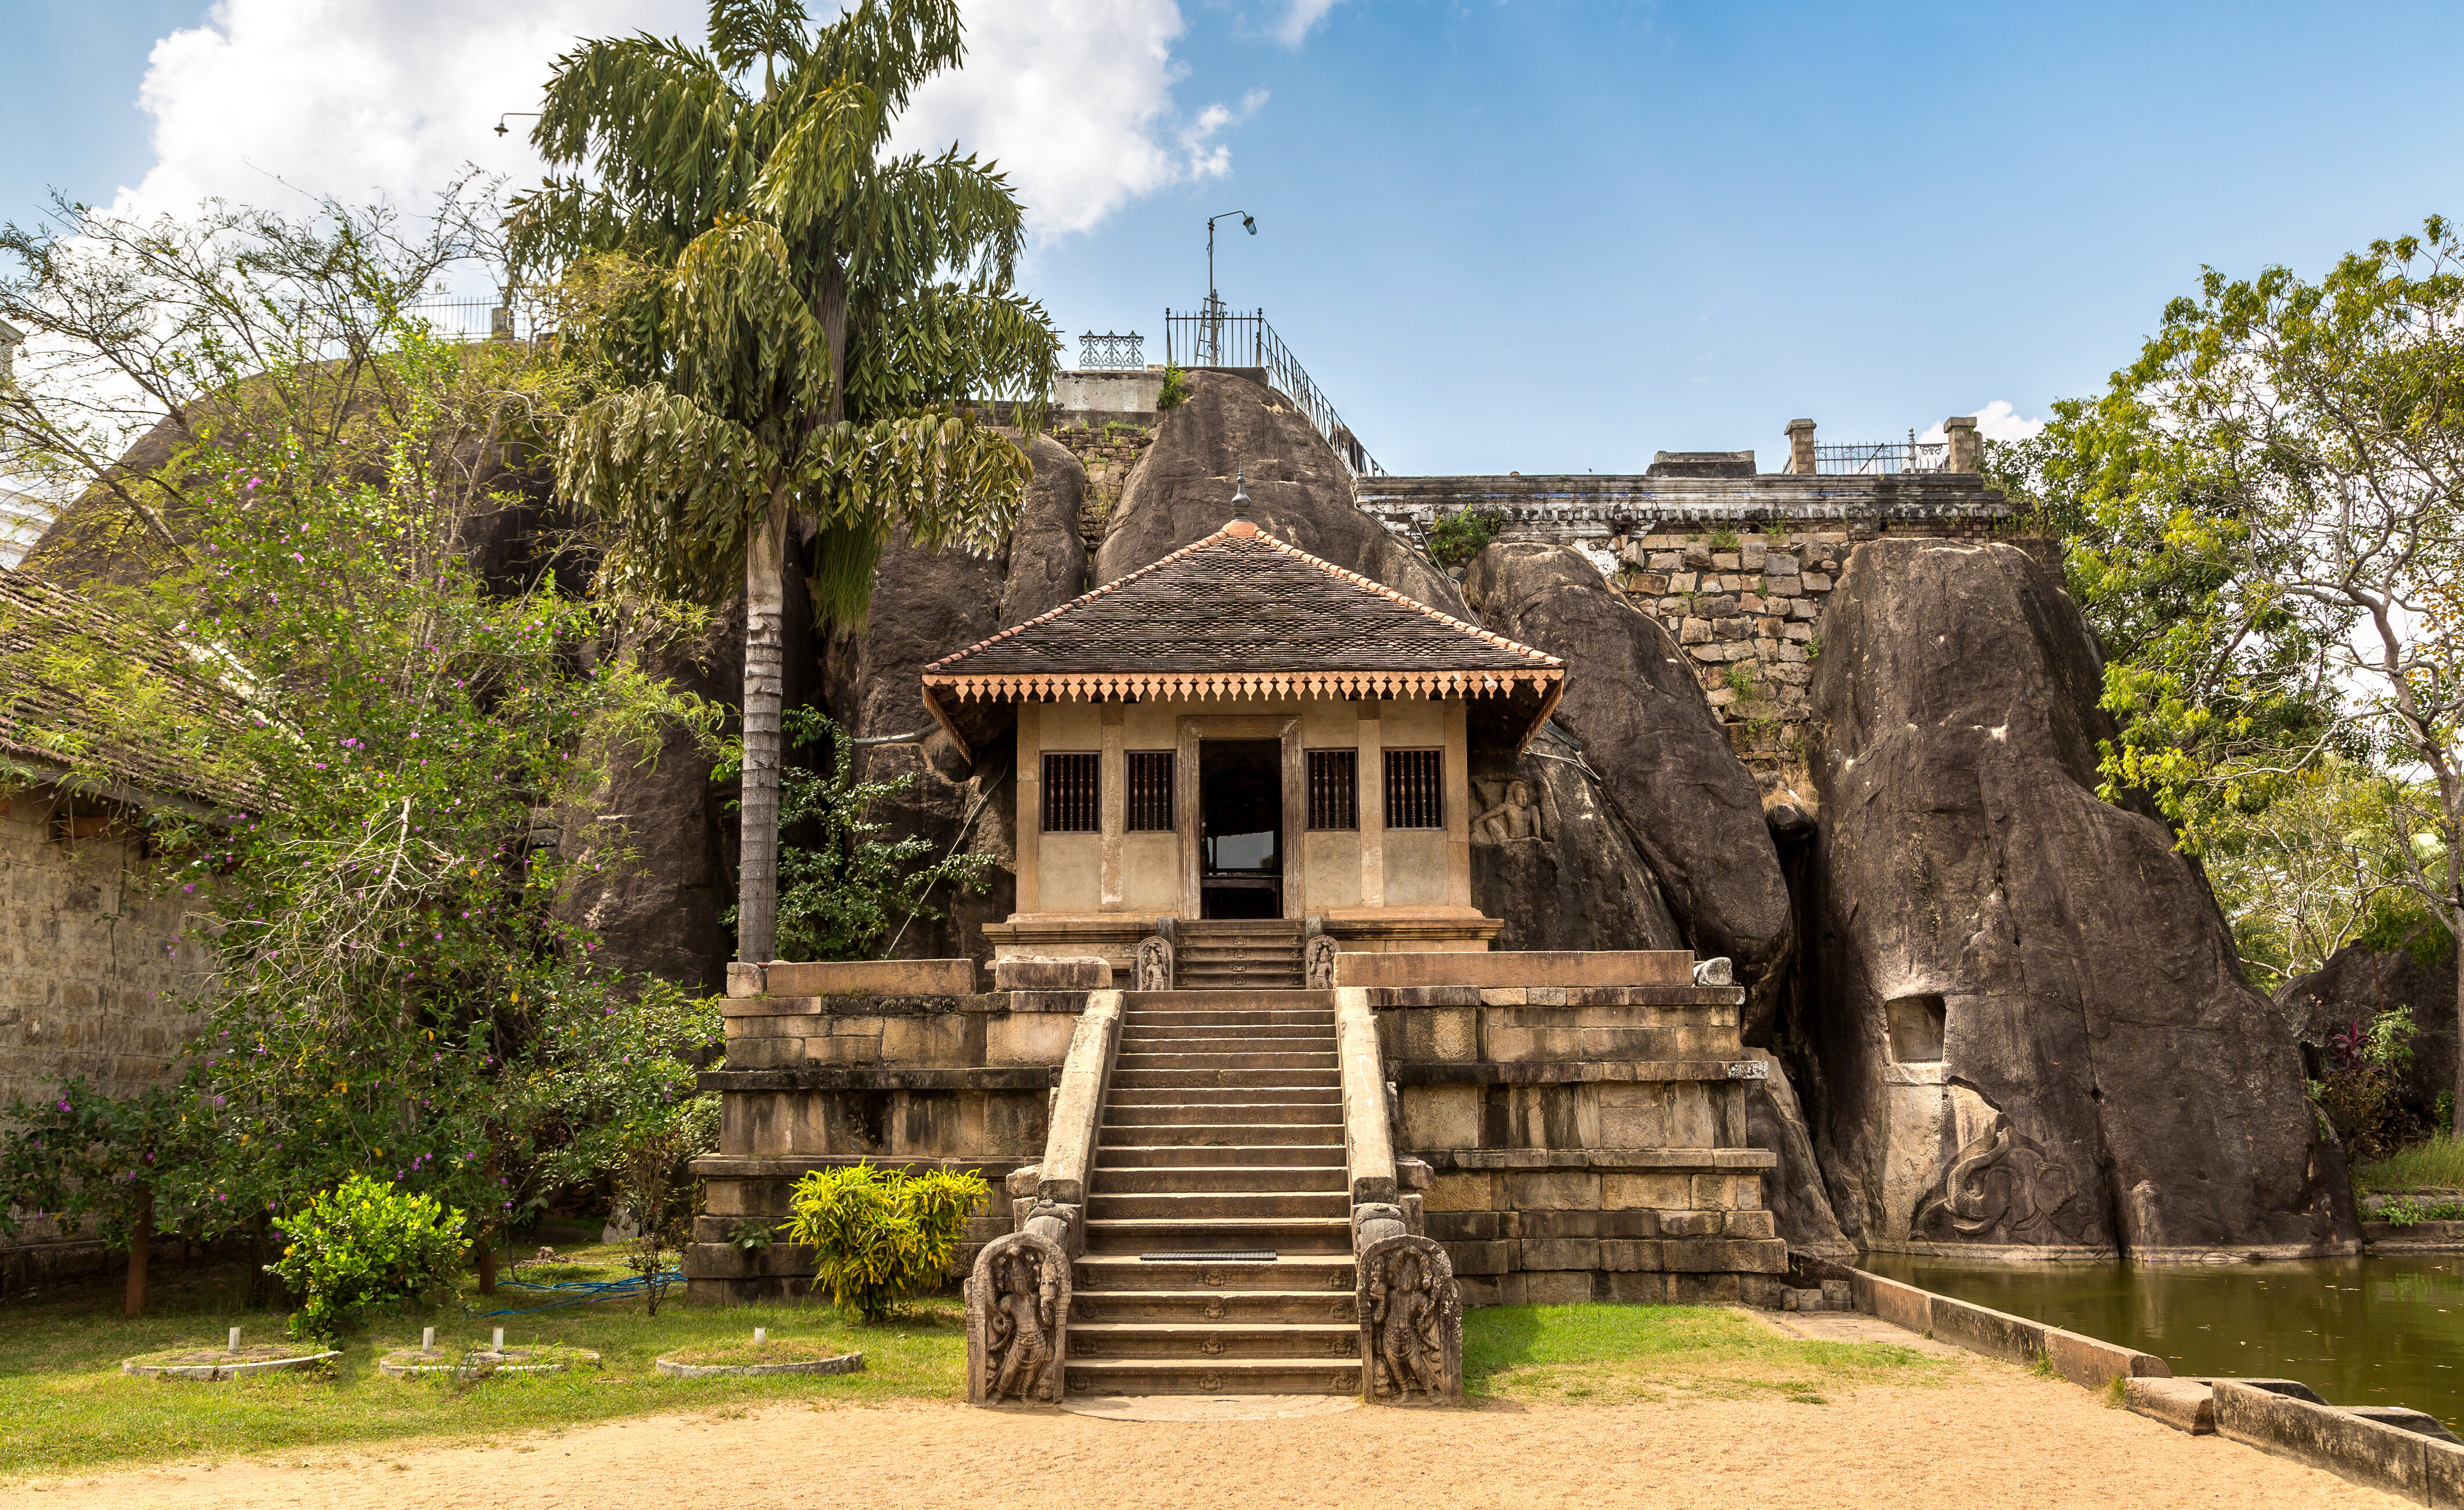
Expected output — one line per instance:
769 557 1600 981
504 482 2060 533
0 1354 2399 1510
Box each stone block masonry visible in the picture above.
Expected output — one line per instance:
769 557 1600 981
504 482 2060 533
684 987 1090 1303
0 787 210 1285
1356 471 2049 791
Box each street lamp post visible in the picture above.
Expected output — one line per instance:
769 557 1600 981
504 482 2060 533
1205 210 1255 365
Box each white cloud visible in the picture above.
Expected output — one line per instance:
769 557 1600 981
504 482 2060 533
117 0 1244 262
892 3 1261 239
1272 0 1344 45
1920 400 2047 445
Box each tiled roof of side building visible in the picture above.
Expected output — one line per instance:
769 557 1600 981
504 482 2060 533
924 521 1561 683
0 571 258 813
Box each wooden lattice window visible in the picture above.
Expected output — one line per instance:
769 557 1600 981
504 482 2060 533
1306 749 1357 830
1384 748 1444 830
1127 751 1175 831
1041 751 1100 833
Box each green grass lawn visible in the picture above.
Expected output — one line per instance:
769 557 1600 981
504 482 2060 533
3 1256 1954 1480
0 1247 964 1482
1461 1303 1956 1404
2354 1132 2464 1195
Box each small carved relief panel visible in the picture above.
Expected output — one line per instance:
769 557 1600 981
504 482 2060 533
1470 776 1550 847
1134 934 1174 992
1357 1234 1463 1404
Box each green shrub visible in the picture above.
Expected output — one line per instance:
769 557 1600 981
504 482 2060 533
2315 1005 2416 1158
1708 527 1741 553
1158 363 1191 410
1426 509 1499 569
2379 1194 2464 1226
268 1174 467 1341
785 1164 988 1321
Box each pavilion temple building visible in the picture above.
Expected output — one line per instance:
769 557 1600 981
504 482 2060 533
921 517 1563 980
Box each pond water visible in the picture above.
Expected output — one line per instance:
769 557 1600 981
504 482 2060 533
1860 1252 2464 1433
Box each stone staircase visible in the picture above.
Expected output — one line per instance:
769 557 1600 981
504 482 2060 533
1172 920 1305 989
1064 989 1362 1396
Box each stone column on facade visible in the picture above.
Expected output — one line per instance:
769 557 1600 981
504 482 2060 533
1016 701 1043 913
1944 415 1980 473
1098 702 1125 910
1785 418 1817 475
1356 701 1385 908
1442 697 1471 908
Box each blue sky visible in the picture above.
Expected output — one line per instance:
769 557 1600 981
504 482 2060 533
8 1 2462 475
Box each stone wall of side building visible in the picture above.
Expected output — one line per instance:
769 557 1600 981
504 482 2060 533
1354 472 2045 794
0 785 210 1286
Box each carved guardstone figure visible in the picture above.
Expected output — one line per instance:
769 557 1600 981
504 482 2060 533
1134 934 1174 992
1368 1247 1446 1399
1304 933 1339 989
986 1247 1058 1403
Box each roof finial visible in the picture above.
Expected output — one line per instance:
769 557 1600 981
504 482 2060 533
1222 465 1259 536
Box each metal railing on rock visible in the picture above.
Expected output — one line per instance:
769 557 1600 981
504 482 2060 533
1163 305 1381 478
1814 432 1950 475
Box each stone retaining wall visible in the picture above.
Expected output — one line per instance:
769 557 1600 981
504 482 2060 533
1 787 210 1289
684 985 1087 1304
1370 981 1790 1304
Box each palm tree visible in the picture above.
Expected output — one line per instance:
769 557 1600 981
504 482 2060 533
511 0 1059 963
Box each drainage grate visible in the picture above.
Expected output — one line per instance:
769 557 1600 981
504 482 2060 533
1138 1251 1277 1262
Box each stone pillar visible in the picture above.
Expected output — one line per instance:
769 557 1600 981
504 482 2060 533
1944 415 1980 473
1017 702 1043 914
1356 702 1385 909
1784 418 1817 475
1098 702 1125 910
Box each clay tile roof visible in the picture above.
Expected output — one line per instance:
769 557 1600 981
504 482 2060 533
0 572 257 813
924 524 1562 684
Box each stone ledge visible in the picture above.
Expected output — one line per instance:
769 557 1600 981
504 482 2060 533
1367 986 1741 1009
720 992 1019 1019
1417 1147 1777 1172
696 1067 1058 1092
2214 1378 2464 1501
691 1154 1032 1180
1338 950 1691 990
1393 1060 1762 1086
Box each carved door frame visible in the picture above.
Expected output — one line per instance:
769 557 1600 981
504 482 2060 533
1175 713 1303 920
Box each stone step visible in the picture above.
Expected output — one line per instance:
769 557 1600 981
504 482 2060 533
1118 1007 1335 1028
1090 1163 1348 1194
1082 1215 1353 1255
1119 1024 1334 1042
1064 1358 1361 1396
1087 1189 1349 1220
1104 1101 1342 1127
1111 1067 1341 1089
1113 1052 1337 1072
1067 1289 1361 1326
1122 989 1326 1008
1097 1143 1346 1168
1074 1253 1357 1293
1176 971 1305 990
1067 1322 1360 1361
1097 1122 1343 1147
1108 1085 1341 1108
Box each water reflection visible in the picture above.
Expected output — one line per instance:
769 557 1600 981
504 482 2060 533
1859 1253 2464 1430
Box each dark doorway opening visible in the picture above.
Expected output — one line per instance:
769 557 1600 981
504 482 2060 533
1200 738 1283 919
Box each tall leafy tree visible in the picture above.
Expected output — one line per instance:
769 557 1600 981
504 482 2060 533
511 0 1059 962
2009 216 2464 1100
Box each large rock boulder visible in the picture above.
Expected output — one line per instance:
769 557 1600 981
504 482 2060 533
1468 729 1684 953
2278 938 2459 1132
1096 372 1463 611
1463 541 1795 1032
817 433 1089 962
556 582 817 991
1802 539 2355 1258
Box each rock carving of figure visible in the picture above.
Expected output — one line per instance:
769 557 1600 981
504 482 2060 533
1134 934 1174 992
1368 1248 1445 1399
1470 778 1543 845
985 1248 1058 1402
1304 934 1339 989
